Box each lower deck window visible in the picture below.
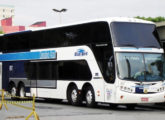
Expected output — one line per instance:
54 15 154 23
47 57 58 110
25 60 92 81
58 60 92 80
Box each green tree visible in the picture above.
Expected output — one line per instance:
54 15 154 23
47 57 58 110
0 31 3 34
135 16 165 22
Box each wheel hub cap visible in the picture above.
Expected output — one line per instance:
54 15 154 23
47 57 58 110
71 89 77 102
20 87 25 97
11 87 16 96
86 91 92 104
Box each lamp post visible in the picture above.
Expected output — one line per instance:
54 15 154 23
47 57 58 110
52 8 67 24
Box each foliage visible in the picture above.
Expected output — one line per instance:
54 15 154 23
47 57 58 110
0 31 3 34
135 16 165 22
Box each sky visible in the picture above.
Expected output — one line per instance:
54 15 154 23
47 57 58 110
0 0 165 27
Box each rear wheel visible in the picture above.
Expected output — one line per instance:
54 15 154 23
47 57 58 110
85 86 96 107
45 98 62 103
109 104 118 109
18 84 25 99
9 84 17 100
68 86 82 106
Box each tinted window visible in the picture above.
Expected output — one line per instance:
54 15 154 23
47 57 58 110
111 22 161 48
25 60 91 81
91 43 115 83
25 62 37 80
25 62 57 80
3 31 30 52
37 62 53 80
1 22 111 52
63 22 111 45
0 36 4 51
29 22 110 49
58 60 92 80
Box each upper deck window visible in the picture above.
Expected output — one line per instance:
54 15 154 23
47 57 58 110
0 22 112 52
111 22 161 48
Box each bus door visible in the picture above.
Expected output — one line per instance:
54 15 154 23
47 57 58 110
25 62 38 97
103 55 116 103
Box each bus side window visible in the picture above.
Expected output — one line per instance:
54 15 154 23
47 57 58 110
92 43 115 84
106 56 115 83
24 62 37 80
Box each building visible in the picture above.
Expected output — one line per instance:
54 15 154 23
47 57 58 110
156 22 165 41
0 5 14 20
2 25 25 34
1 17 12 26
26 21 46 30
30 21 46 27
0 17 25 34
0 5 14 34
156 22 165 49
0 18 47 34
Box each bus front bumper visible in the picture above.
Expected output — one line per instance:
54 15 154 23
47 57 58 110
116 91 165 104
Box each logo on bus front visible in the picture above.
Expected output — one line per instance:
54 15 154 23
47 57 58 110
75 49 88 56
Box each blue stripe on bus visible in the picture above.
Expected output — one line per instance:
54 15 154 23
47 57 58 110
0 50 56 61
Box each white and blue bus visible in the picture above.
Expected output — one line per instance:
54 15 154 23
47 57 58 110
0 17 165 109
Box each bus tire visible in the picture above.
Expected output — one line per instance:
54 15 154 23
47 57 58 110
54 99 62 103
85 86 96 107
9 83 17 100
18 84 25 99
68 86 82 106
45 98 62 103
126 104 136 110
109 104 118 109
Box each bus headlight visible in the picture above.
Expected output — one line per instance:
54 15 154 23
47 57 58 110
120 86 133 93
157 87 165 92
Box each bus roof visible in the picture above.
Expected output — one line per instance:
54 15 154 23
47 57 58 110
1 17 154 37
3 30 32 36
32 17 154 32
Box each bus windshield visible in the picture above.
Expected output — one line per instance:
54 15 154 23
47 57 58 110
111 22 161 48
116 53 165 82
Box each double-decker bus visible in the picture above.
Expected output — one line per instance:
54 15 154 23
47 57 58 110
0 17 165 109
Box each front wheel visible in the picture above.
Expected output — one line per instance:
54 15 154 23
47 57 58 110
85 86 96 107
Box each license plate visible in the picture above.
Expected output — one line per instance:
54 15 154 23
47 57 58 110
141 97 149 102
